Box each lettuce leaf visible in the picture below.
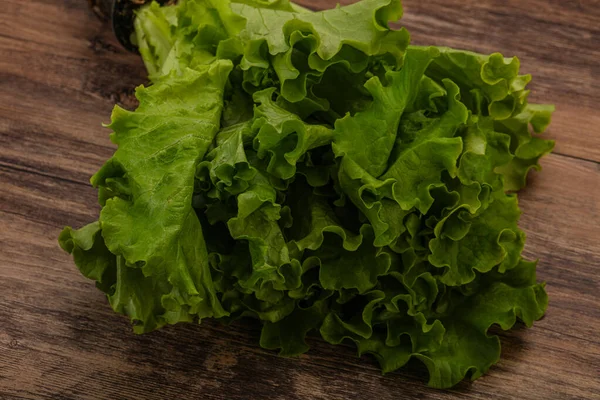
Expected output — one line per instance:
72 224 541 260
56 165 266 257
60 0 553 388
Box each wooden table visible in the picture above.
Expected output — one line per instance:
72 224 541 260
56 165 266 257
1 1 599 399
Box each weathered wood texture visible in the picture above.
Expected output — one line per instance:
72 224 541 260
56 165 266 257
0 1 598 399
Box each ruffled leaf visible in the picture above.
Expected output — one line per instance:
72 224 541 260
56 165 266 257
333 46 440 177
92 62 233 330
429 192 525 285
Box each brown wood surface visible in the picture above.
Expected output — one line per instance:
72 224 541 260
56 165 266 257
1 1 599 399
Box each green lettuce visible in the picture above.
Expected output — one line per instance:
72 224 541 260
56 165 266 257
60 0 553 388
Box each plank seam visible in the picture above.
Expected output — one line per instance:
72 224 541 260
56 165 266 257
0 162 90 187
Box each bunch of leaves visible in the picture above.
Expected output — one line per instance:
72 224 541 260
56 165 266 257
60 0 553 388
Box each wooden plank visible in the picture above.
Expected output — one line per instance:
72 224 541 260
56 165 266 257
1 153 598 400
0 0 143 185
0 0 599 185
0 0 599 399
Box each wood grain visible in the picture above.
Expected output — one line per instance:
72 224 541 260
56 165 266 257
1 1 599 399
